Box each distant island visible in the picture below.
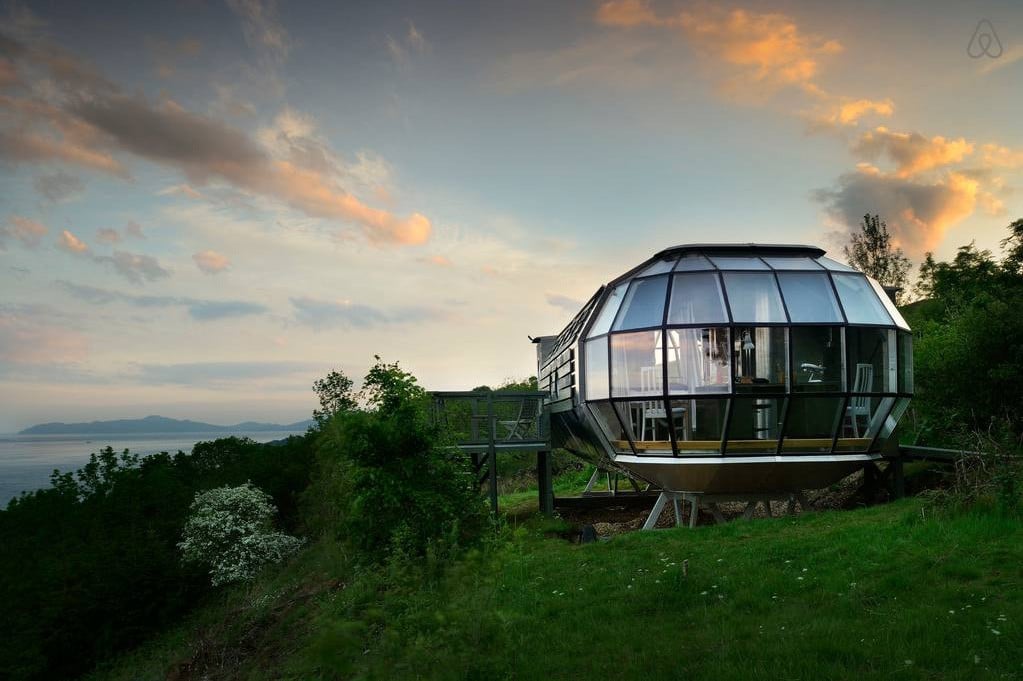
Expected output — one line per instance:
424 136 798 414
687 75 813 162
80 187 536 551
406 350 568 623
19 415 315 436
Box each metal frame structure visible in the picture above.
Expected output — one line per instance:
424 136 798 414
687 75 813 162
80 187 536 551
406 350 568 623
535 243 914 495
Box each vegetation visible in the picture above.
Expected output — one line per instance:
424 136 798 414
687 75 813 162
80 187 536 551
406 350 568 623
179 483 304 586
844 213 912 302
908 219 1023 440
89 497 1022 680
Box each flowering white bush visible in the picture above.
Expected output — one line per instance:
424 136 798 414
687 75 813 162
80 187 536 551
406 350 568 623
178 483 304 586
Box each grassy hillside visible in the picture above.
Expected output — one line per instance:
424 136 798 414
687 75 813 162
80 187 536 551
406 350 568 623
89 497 1022 680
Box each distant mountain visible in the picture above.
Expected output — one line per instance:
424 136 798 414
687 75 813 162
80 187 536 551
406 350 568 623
19 415 315 436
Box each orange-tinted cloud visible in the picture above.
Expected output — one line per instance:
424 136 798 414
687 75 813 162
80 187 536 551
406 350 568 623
810 97 894 128
597 3 842 99
981 143 1023 169
56 229 89 253
0 32 431 246
193 249 230 274
853 127 974 178
815 165 979 254
2 215 47 248
96 227 121 244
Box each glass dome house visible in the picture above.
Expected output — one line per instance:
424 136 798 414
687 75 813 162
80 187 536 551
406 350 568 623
534 244 913 494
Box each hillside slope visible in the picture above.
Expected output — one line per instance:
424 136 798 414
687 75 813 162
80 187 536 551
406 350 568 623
89 498 1022 681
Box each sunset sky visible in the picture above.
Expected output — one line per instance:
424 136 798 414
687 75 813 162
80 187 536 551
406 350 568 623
2 0 1023 431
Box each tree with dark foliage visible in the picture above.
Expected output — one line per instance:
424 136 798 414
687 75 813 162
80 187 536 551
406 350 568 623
844 214 912 302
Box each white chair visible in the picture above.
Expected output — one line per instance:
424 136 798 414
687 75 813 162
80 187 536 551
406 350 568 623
847 363 874 437
639 366 687 441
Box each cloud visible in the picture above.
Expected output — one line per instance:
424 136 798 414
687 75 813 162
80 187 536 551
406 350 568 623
807 97 894 130
225 0 291 63
852 127 974 178
290 296 442 330
2 215 47 248
55 231 171 283
814 165 979 254
596 3 842 100
96 227 120 244
94 250 170 283
32 170 83 202
125 221 144 238
0 309 87 364
420 254 452 267
133 360 319 386
981 143 1023 169
1 32 431 246
546 292 582 312
193 249 230 274
56 228 89 253
387 20 429 68
57 280 267 321
158 183 204 200
149 36 201 78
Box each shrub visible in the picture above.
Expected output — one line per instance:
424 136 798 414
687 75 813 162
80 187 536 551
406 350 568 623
179 483 304 586
304 358 489 559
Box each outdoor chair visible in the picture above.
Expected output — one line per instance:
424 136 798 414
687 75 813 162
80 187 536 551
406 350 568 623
497 397 541 441
846 363 874 437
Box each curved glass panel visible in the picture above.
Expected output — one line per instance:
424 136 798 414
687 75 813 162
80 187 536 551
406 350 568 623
588 402 633 454
791 326 844 392
898 332 914 393
721 272 787 323
610 331 662 397
837 396 894 452
868 278 910 330
613 275 668 330
588 283 628 338
710 256 770 270
781 397 843 453
832 274 893 325
669 398 726 454
816 256 857 272
619 399 674 455
674 253 715 271
636 257 677 277
847 327 896 392
763 257 824 270
665 327 730 394
667 272 728 324
874 397 911 451
726 397 784 454
734 327 787 391
777 272 843 323
584 337 609 400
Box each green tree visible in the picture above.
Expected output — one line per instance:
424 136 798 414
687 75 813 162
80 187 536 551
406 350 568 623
312 369 357 427
844 214 912 302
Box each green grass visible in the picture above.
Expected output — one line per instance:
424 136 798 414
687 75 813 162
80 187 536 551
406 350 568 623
89 498 1023 681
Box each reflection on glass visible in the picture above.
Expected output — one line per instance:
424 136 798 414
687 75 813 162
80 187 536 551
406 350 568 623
721 272 787 322
674 254 715 271
710 256 770 270
777 272 843 323
868 278 910 330
588 402 632 454
636 258 677 277
619 400 676 455
781 397 843 453
726 397 785 453
733 327 787 391
669 399 727 454
816 256 857 272
846 327 896 392
584 337 609 400
836 396 894 451
832 274 892 325
667 272 728 324
898 332 914 393
588 283 628 337
610 331 662 397
666 327 730 394
763 257 823 270
874 397 911 451
791 326 844 392
613 275 668 330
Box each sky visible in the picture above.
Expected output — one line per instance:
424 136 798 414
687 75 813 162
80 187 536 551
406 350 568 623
2 0 1023 431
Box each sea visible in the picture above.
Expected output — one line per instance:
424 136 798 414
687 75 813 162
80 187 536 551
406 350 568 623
0 430 307 506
